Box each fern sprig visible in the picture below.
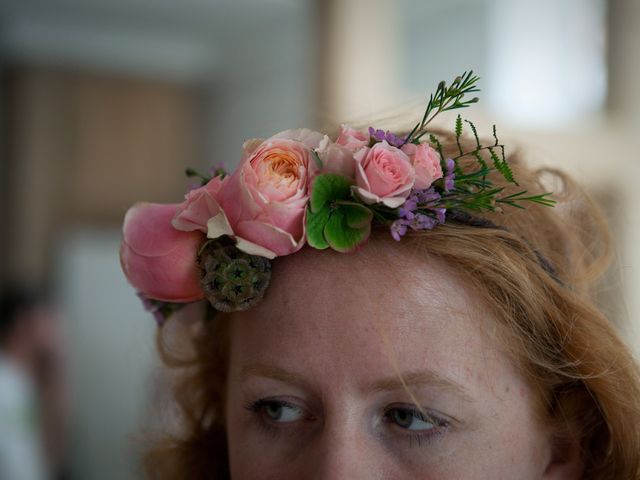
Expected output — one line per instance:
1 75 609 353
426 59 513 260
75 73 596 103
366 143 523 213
404 71 480 145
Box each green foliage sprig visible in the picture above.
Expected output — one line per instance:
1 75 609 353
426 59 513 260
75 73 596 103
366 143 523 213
404 70 480 146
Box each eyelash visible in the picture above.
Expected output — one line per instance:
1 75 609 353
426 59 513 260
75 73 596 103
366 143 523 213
382 404 449 447
244 398 308 439
244 399 450 447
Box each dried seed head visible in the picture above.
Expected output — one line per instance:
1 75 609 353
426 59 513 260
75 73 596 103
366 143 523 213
198 239 271 312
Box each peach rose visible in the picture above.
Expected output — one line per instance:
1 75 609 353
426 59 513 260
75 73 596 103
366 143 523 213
401 142 443 189
352 140 415 208
120 203 204 302
211 129 324 258
335 124 369 151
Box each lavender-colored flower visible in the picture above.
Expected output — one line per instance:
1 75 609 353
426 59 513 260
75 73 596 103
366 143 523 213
368 127 407 148
390 219 410 241
444 158 456 192
413 213 438 230
414 187 441 204
398 197 418 220
432 207 446 224
369 127 386 142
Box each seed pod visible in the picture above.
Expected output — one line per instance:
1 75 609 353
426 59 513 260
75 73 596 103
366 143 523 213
198 239 271 312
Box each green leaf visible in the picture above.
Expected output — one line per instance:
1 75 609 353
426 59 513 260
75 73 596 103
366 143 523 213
339 202 373 229
305 206 331 249
465 120 481 149
472 150 488 171
323 210 371 253
489 147 516 185
310 174 352 213
455 114 463 155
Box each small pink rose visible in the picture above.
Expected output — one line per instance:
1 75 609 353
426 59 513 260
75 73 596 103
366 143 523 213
214 129 324 258
401 143 443 189
335 124 369 151
353 140 415 208
311 135 356 180
120 203 204 303
172 176 226 233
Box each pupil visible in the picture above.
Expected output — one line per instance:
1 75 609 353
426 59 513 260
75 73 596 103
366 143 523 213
393 409 412 428
266 404 282 420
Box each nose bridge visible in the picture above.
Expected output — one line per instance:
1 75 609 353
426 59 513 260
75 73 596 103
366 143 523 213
312 405 385 480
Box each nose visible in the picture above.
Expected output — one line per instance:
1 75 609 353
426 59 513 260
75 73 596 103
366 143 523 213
311 414 388 480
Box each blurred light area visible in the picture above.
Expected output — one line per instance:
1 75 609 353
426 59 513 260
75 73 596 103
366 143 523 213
486 0 607 128
55 229 156 480
0 15 218 83
400 0 486 95
322 0 402 122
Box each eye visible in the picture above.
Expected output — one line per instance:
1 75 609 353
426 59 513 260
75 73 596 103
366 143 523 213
384 405 445 432
246 399 306 423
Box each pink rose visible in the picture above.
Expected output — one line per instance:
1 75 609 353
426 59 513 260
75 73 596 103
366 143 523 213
401 143 443 189
335 124 369 151
311 135 357 180
352 140 415 208
172 176 226 233
213 128 324 258
120 203 204 302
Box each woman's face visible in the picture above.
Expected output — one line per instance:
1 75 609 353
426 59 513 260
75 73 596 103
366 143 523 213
225 242 575 479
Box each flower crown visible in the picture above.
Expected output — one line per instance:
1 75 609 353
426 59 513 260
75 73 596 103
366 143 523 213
120 71 555 323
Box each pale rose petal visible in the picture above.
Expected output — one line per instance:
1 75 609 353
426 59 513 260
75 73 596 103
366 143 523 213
270 128 325 149
402 143 443 189
218 167 262 225
124 203 187 256
354 147 372 191
235 220 302 256
172 181 225 233
120 202 203 302
351 185 381 205
234 237 277 259
260 201 306 240
206 212 234 239
335 124 369 150
380 195 410 209
242 138 264 156
313 136 356 179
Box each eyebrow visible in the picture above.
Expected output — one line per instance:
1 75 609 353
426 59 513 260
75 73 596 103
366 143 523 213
240 363 473 402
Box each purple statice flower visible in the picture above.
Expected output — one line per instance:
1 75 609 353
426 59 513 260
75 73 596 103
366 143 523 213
368 127 408 148
432 207 446 224
398 197 418 220
444 159 456 192
413 213 438 230
414 187 441 204
390 219 410 241
389 186 448 241
137 292 167 326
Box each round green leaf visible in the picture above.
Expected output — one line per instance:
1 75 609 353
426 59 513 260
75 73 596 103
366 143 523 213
339 202 373 229
310 174 353 213
305 206 330 249
323 209 371 253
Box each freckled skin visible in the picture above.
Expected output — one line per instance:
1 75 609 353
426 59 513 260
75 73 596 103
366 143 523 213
224 238 581 479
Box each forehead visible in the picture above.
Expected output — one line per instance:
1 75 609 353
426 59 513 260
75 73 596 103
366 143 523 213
228 238 510 394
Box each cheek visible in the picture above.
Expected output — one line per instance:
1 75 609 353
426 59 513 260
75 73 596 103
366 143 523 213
428 391 551 478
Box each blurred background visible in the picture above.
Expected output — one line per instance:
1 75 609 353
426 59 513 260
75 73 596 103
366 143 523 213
0 0 638 478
